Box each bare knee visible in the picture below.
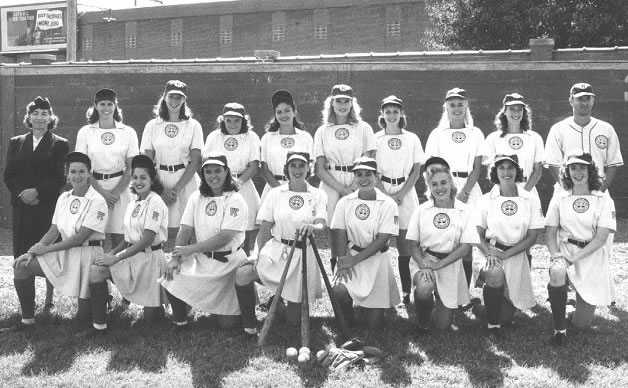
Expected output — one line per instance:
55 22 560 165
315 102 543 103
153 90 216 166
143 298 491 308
482 266 505 288
235 264 256 286
548 264 567 287
89 265 110 283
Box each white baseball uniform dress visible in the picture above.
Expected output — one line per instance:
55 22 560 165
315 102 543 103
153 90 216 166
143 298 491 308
109 191 168 307
259 128 313 203
256 183 327 303
203 129 261 231
75 122 139 233
330 188 400 308
38 186 108 299
140 118 204 227
375 128 424 229
314 121 376 222
474 185 545 309
160 190 248 315
406 200 478 309
484 130 544 190
545 190 617 306
425 126 487 203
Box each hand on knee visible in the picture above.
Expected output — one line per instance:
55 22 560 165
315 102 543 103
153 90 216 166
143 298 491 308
482 266 505 288
548 264 567 287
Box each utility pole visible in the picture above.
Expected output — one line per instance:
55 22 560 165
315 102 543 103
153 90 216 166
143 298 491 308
66 0 77 61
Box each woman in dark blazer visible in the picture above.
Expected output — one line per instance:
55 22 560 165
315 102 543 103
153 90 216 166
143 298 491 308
3 96 69 312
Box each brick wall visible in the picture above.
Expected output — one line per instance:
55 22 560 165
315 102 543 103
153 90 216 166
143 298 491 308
1 59 627 227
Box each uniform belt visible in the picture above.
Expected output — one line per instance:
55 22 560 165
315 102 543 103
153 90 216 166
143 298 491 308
486 239 514 252
233 173 244 178
203 250 232 263
93 170 124 180
274 175 288 181
327 164 353 172
351 244 389 253
125 242 163 251
159 163 185 173
380 175 406 185
280 238 305 249
567 238 589 248
84 240 104 247
424 249 449 260
452 171 469 178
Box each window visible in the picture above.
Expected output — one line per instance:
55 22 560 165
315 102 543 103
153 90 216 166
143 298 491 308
170 32 182 46
314 24 327 40
220 29 232 45
272 25 285 41
82 36 92 50
386 22 401 37
125 34 136 49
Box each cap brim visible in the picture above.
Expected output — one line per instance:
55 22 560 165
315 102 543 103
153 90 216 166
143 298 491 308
445 94 466 101
571 92 595 98
353 165 377 172
504 101 526 106
494 156 519 166
332 94 353 100
287 155 308 163
565 158 591 165
166 90 186 97
202 159 226 168
223 111 243 118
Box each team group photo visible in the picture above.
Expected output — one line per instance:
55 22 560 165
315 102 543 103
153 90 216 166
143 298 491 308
0 0 627 387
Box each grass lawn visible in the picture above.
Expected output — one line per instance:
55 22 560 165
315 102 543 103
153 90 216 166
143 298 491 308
0 226 627 388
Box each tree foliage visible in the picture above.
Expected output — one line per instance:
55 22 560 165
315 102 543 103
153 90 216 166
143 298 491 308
422 0 628 50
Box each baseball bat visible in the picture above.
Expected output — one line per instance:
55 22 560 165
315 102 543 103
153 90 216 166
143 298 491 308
308 234 351 339
258 231 300 346
300 234 310 349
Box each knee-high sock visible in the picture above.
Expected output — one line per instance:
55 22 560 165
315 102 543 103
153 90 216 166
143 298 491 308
483 285 504 326
77 297 92 324
547 284 568 331
165 290 189 324
330 257 337 273
14 277 36 319
398 255 411 294
462 260 473 287
89 281 109 326
414 293 434 328
234 283 257 329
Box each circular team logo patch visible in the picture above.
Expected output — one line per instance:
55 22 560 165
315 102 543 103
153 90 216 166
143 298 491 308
101 132 115 145
433 213 450 229
388 138 402 150
501 200 518 216
289 195 304 209
164 124 179 138
69 198 81 214
335 127 349 140
224 137 238 151
595 135 608 149
280 137 295 148
573 198 590 213
205 200 218 216
131 204 141 218
355 204 370 220
451 131 466 143
508 136 523 150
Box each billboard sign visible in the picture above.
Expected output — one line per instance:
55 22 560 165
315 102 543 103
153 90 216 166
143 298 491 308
1 3 67 52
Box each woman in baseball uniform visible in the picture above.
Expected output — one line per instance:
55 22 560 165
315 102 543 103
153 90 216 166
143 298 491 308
425 88 486 286
375 95 424 304
474 155 544 340
236 152 327 336
331 157 400 344
314 84 376 272
545 152 616 346
140 80 203 248
160 155 249 331
4 152 108 332
259 90 313 204
84 154 168 336
76 88 139 249
203 103 260 255
406 157 478 333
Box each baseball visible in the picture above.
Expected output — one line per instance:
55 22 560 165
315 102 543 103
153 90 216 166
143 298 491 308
297 353 310 363
298 346 310 355
286 347 298 357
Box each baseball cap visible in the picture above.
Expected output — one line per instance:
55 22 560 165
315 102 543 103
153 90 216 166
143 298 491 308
424 156 450 170
494 154 520 167
286 152 309 164
502 93 526 106
94 88 117 103
331 84 354 99
570 83 595 98
31 96 51 110
164 80 187 97
201 154 228 168
381 95 403 109
564 152 593 166
444 88 467 101
352 156 377 172
222 102 245 118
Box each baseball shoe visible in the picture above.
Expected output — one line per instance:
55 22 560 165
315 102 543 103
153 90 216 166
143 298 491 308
0 321 36 333
550 331 566 346
487 327 505 343
74 326 108 339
